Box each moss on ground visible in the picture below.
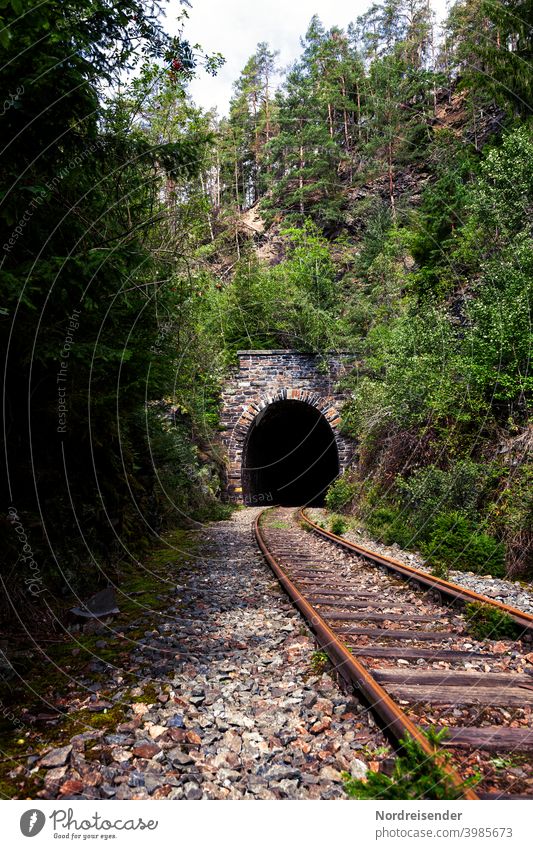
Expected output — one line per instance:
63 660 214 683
0 527 197 798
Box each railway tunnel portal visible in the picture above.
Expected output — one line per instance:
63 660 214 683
220 351 356 505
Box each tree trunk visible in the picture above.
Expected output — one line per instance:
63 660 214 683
215 148 221 209
234 155 240 210
327 102 334 138
388 140 396 222
299 141 304 216
356 81 361 141
200 174 214 242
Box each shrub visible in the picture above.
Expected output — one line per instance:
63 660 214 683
490 463 533 578
325 474 357 512
366 505 415 549
330 516 347 535
464 602 518 641
399 460 489 525
422 512 505 577
430 561 450 581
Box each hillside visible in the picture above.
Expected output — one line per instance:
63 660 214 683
1 0 531 636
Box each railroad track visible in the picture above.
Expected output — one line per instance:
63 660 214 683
255 506 533 799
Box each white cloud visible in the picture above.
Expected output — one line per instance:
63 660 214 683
165 0 450 115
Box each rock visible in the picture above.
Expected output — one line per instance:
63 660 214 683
314 698 334 716
224 711 255 730
319 765 342 783
310 717 331 734
84 770 103 787
148 725 167 740
100 784 116 798
105 734 132 746
185 730 202 746
44 766 68 785
183 781 203 800
132 703 150 716
217 768 241 783
70 587 119 619
144 774 165 794
59 779 85 797
349 758 368 780
132 742 160 759
264 765 301 783
128 771 145 787
169 749 194 766
24 509 394 802
40 745 72 768
302 692 317 709
166 727 187 743
223 730 242 753
380 758 396 777
111 748 132 763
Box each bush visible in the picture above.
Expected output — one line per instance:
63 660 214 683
330 516 347 535
490 463 533 578
399 461 489 525
366 505 415 549
430 561 450 581
325 474 357 512
422 512 505 577
464 602 517 641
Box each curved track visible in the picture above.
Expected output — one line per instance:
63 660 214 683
255 506 533 799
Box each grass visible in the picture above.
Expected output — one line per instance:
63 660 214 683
343 728 479 800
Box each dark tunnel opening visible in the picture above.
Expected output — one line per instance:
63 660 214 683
242 400 340 506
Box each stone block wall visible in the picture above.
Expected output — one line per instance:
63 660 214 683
220 350 356 501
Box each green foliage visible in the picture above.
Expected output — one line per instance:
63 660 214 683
325 474 358 512
344 729 476 800
430 561 450 581
310 650 329 675
0 1 227 609
330 516 347 535
490 463 533 577
410 130 478 296
446 0 532 115
422 513 505 577
464 602 518 641
366 505 415 549
399 461 492 525
354 463 506 578
203 223 343 355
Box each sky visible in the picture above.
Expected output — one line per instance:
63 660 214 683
166 0 450 116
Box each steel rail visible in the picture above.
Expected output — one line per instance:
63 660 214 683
254 509 480 800
299 509 533 636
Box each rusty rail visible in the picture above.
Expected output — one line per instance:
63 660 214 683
254 509 480 800
299 509 533 636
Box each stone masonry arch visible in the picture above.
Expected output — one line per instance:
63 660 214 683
220 351 356 503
